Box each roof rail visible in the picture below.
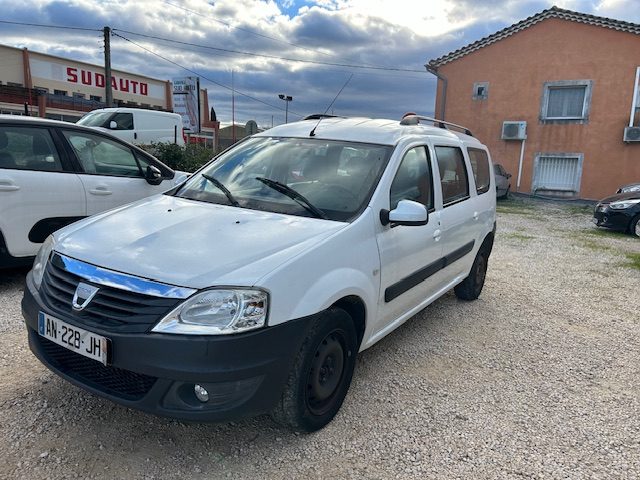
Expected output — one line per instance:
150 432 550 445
303 113 343 121
400 113 474 137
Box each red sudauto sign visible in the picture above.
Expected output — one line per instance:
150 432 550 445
66 67 149 96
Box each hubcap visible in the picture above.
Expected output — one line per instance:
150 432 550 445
306 331 346 415
635 221 640 237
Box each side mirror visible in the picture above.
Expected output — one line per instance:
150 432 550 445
109 120 117 129
145 165 163 185
380 200 429 226
506 173 512 179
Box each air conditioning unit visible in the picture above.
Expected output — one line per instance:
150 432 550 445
501 121 527 140
623 126 640 142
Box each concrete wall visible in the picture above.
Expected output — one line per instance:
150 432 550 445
434 18 640 199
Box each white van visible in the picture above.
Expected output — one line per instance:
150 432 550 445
77 108 185 146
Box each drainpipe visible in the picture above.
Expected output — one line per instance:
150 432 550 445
425 63 447 121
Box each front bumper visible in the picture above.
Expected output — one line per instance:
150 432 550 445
22 273 312 422
592 206 632 232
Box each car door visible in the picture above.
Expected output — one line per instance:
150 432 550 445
0 124 85 258
373 145 444 339
60 129 170 215
434 144 478 281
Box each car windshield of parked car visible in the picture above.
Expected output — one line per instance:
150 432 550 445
174 136 392 222
77 112 114 128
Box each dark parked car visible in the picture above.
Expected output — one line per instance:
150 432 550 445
494 163 511 199
593 191 640 237
616 182 640 194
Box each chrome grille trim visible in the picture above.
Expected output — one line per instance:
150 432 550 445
53 253 197 299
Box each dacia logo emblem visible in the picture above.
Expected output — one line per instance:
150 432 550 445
72 282 99 311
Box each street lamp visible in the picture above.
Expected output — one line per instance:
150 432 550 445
278 94 293 123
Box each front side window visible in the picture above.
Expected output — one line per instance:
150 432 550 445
0 126 63 172
175 137 392 222
541 80 592 122
390 146 433 210
435 146 469 205
63 131 142 177
467 148 491 194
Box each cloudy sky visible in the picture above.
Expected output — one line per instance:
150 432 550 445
1 0 639 127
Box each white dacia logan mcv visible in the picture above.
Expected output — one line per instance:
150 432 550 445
22 114 496 432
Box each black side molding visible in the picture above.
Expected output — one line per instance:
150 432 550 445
384 240 475 303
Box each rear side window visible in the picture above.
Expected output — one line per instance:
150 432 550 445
0 126 63 172
435 146 469 205
467 148 491 194
390 146 433 210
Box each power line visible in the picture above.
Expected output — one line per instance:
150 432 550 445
111 31 302 117
0 20 101 32
112 28 427 73
162 0 353 63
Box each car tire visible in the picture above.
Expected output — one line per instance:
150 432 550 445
271 308 358 432
454 247 489 301
630 214 640 238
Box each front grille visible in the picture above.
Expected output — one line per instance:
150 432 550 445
40 255 181 334
38 335 156 400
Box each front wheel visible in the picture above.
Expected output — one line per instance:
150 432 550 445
630 214 640 238
454 247 489 300
271 308 358 432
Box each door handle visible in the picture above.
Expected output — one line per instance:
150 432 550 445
0 180 20 192
433 229 441 241
89 187 113 196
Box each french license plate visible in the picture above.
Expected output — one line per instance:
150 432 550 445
38 312 109 365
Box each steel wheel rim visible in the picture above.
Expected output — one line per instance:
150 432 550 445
475 254 487 288
306 330 346 416
635 220 640 237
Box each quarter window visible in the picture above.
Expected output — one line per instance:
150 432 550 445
63 131 142 177
390 147 433 210
467 148 491 194
0 126 63 172
110 113 134 130
435 146 469 205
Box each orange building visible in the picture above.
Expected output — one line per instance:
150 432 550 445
427 6 640 200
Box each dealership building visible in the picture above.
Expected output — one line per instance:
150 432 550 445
0 43 218 143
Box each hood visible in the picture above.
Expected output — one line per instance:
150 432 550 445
55 195 346 289
599 191 640 203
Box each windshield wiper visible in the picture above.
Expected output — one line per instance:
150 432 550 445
255 177 328 220
201 173 241 207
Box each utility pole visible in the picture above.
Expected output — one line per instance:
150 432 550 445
104 26 113 107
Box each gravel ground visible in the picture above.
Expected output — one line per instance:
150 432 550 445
1 196 639 480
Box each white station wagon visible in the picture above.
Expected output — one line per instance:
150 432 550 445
22 114 497 432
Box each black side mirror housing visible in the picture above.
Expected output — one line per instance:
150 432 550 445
145 165 163 185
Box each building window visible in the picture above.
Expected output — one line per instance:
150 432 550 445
532 153 584 195
7 82 22 87
472 82 489 100
73 92 85 99
53 90 68 96
89 95 102 102
34 86 49 94
540 80 593 123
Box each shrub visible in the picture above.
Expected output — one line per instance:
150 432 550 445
141 143 214 173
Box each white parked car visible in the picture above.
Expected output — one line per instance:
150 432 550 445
22 114 497 432
0 115 184 268
77 108 185 145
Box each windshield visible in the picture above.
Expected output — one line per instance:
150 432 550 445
174 137 392 222
77 112 114 127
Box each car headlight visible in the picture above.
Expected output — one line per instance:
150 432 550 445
610 199 640 210
32 235 54 290
152 288 268 335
